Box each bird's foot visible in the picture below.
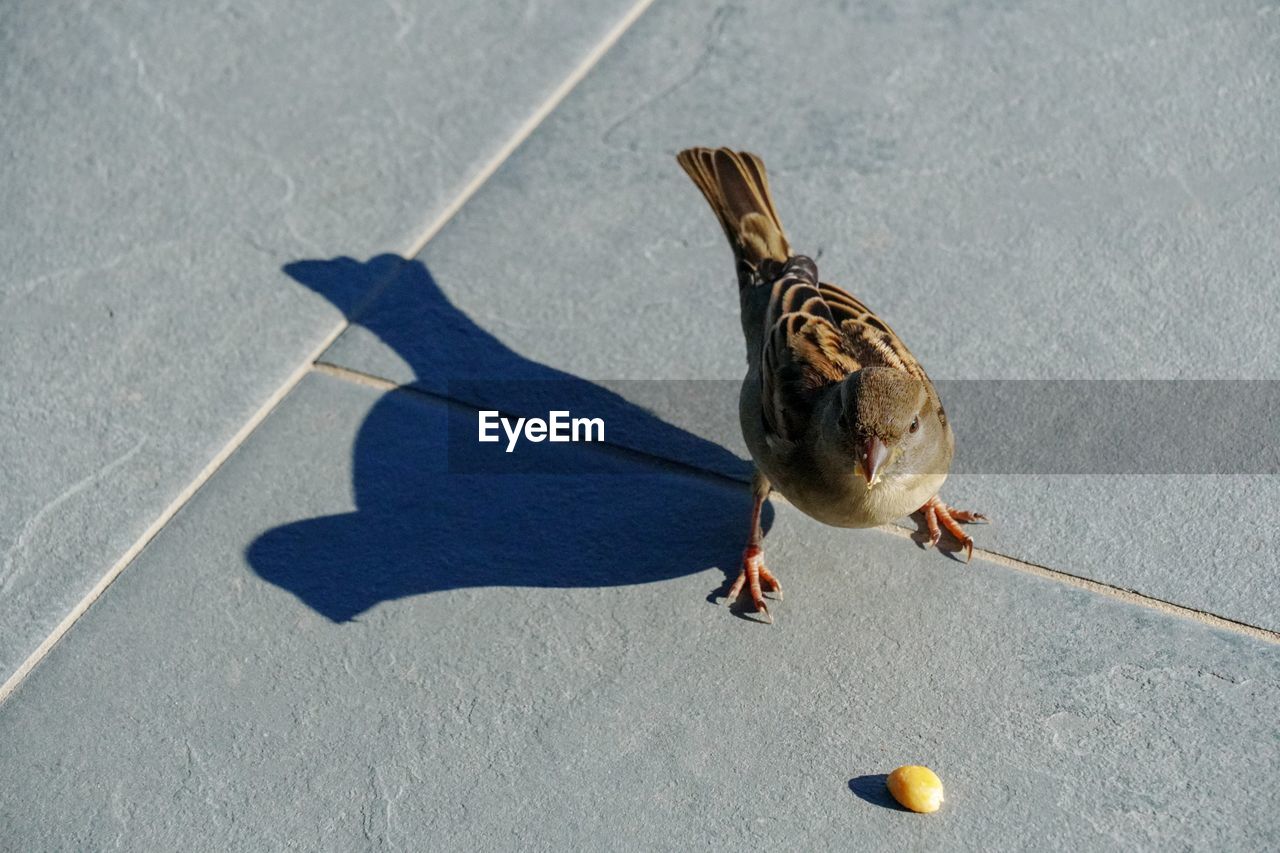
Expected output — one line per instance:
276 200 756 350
919 496 989 563
723 545 782 623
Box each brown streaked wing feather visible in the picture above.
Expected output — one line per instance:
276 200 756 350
758 273 939 444
818 281 928 382
758 269 863 443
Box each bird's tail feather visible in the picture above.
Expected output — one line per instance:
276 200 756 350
676 147 791 268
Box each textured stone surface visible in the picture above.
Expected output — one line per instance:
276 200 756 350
0 0 638 680
322 0 1280 628
933 473 1280 627
1 372 1277 850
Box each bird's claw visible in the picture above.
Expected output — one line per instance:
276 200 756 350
723 547 781 622
920 497 985 563
954 510 990 525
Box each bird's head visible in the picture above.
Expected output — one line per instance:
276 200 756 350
837 367 947 488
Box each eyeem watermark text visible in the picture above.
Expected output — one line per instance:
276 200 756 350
478 410 605 453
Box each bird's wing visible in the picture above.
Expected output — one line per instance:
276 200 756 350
758 259 859 444
816 281 929 383
759 263 928 445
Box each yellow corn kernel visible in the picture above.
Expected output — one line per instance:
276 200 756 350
886 765 944 813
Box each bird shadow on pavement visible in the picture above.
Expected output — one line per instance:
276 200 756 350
246 255 769 622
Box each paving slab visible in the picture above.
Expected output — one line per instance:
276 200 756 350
0 0 640 681
320 0 1280 628
1 370 1278 850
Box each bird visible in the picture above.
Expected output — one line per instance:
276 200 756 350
676 147 987 623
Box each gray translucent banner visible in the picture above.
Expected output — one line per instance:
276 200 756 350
444 379 1278 476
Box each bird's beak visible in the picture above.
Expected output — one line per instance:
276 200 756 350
860 436 891 490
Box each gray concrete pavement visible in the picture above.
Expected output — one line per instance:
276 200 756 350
2 372 1276 850
0 0 640 682
2 0 1278 848
323 0 1280 630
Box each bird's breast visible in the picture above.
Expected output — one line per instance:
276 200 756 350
780 469 948 528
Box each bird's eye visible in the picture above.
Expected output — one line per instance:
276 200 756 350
909 416 920 433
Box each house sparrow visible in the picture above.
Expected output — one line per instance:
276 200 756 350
676 147 987 622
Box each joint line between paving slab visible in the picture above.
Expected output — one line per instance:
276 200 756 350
0 331 341 707
0 0 659 707
312 361 755 486
402 0 659 259
878 526 1280 644
311 362 1280 646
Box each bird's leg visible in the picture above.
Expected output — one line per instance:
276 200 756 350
724 471 781 622
919 496 989 563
